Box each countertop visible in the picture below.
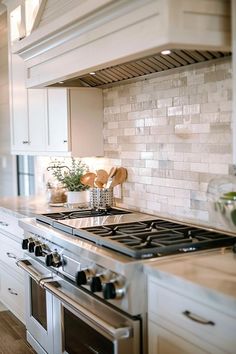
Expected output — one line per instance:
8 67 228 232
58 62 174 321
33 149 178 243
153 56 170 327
0 195 235 234
0 195 69 217
145 248 236 316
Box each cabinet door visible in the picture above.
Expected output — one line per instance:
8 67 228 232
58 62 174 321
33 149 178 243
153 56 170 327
149 321 210 354
27 89 47 152
0 263 25 323
10 53 29 151
46 88 70 152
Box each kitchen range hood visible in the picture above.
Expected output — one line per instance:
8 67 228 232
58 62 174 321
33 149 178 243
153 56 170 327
11 0 232 88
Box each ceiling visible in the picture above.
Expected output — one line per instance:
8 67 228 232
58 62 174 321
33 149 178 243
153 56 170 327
50 49 231 88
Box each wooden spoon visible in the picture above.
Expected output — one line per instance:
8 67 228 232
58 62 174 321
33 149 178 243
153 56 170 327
111 167 127 187
80 172 96 187
96 169 109 186
94 178 104 188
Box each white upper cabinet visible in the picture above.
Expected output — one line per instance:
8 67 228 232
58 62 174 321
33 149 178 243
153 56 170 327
46 88 69 153
11 86 103 156
10 52 28 151
27 88 47 152
46 87 104 156
5 1 104 157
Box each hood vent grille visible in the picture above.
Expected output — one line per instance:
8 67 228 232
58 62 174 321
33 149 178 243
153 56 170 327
52 49 231 88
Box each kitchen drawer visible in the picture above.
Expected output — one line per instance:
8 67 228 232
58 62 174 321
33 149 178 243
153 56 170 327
0 211 24 239
0 233 24 276
0 264 25 322
148 277 236 353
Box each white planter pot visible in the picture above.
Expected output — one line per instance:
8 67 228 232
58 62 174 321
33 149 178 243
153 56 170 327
66 190 90 208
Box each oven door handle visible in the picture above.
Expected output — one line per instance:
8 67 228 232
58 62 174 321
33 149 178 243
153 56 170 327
43 280 132 340
16 259 52 284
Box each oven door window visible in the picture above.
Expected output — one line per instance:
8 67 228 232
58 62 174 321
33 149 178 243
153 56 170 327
64 307 114 354
30 278 47 330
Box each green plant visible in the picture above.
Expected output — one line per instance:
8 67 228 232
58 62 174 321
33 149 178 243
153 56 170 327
47 158 89 192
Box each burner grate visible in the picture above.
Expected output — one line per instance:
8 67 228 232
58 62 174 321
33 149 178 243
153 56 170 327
36 208 131 224
80 219 236 259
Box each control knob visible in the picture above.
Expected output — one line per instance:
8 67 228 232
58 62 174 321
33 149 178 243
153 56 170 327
28 240 36 253
90 273 111 293
75 269 94 286
22 238 29 250
103 281 125 300
34 244 43 257
45 251 62 268
90 276 102 292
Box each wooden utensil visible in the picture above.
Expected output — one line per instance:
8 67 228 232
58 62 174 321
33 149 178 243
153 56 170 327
94 179 104 188
106 166 117 188
111 167 127 187
96 169 109 186
80 172 96 187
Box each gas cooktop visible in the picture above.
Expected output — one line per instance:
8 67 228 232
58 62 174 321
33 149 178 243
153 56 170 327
36 209 236 259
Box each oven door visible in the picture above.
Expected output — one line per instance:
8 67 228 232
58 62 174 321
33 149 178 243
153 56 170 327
17 259 54 354
42 277 141 354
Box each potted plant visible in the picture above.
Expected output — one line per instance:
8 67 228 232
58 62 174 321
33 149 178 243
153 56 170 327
47 158 90 207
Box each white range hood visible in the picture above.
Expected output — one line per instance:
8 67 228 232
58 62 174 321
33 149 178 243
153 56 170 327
11 0 231 88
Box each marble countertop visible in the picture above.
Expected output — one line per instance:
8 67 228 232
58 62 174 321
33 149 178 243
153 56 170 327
145 248 236 316
0 195 69 217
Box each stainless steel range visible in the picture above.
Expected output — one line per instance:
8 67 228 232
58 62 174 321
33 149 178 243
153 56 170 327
17 207 236 354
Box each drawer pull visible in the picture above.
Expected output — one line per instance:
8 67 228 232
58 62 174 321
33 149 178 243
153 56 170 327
0 221 9 226
6 252 17 259
183 310 215 326
8 288 18 296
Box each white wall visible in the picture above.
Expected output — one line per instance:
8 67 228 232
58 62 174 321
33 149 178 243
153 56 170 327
0 10 17 197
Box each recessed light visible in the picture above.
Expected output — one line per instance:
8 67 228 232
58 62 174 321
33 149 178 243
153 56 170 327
89 72 96 75
161 50 171 55
59 81 64 84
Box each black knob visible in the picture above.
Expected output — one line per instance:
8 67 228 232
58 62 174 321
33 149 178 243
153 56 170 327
76 271 87 286
45 253 53 267
22 239 29 250
90 276 102 292
28 241 35 253
103 282 116 300
35 245 43 257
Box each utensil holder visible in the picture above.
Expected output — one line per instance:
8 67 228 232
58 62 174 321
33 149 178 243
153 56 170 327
90 188 113 210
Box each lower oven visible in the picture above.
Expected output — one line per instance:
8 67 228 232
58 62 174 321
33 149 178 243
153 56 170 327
17 258 142 354
17 258 54 354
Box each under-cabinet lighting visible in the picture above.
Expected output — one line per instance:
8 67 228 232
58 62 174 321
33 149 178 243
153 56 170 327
161 49 171 55
59 81 64 84
89 72 96 75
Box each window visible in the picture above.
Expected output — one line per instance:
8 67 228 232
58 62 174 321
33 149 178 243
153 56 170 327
17 155 35 196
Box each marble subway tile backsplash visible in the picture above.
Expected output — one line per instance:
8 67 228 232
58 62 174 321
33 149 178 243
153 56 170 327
103 58 233 222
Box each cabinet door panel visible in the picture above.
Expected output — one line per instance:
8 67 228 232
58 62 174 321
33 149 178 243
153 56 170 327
27 89 47 151
149 321 209 354
46 88 69 152
0 264 25 322
10 53 28 151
